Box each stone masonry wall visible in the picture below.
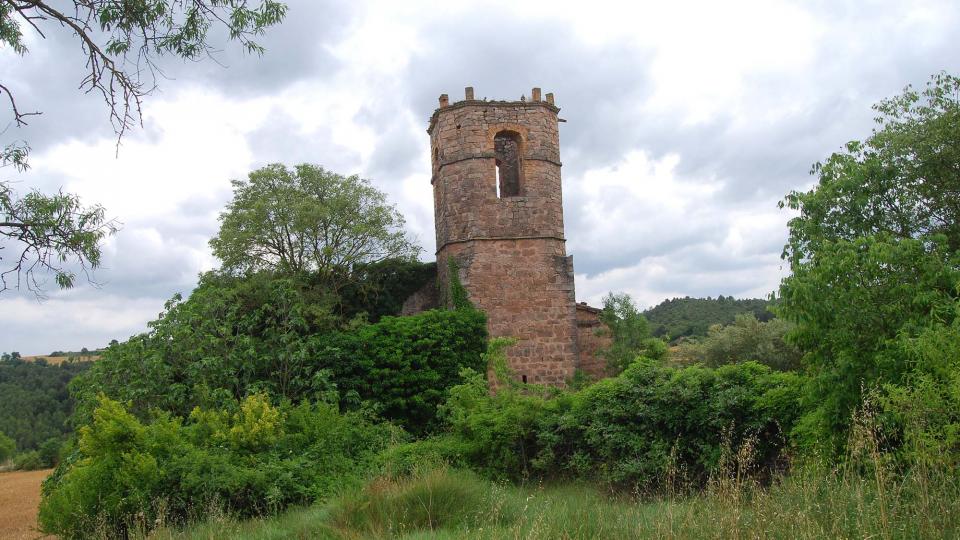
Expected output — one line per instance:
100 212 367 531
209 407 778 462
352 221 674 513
438 239 578 385
429 89 578 385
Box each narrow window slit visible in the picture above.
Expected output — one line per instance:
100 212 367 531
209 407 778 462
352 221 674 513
494 131 522 197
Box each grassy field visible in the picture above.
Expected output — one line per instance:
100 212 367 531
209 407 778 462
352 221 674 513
150 465 960 540
20 355 100 365
0 469 53 540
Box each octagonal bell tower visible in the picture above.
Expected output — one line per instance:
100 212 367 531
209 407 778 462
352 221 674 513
428 87 578 385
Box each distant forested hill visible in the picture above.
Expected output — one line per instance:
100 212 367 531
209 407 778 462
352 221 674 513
0 359 93 452
644 296 773 340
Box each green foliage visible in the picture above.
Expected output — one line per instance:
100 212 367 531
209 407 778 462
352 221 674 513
0 358 91 452
165 462 960 540
336 259 436 321
875 303 960 469
328 468 521 536
12 449 43 470
69 271 339 423
781 72 960 262
37 437 64 468
0 429 14 462
39 394 402 539
321 309 488 434
678 313 802 371
446 257 472 310
0 183 118 293
644 296 773 341
376 436 472 477
438 365 551 479
438 359 802 491
780 236 959 454
209 163 420 293
71 272 487 433
1 1 286 293
598 292 656 374
536 361 802 490
776 72 960 457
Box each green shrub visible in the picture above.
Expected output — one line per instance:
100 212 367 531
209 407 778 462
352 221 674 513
377 436 473 476
39 394 404 539
874 309 960 469
318 308 488 434
535 360 803 490
678 314 802 371
0 430 14 463
13 450 43 470
72 270 487 434
439 366 556 480
436 357 803 492
598 293 653 374
36 438 63 468
329 467 521 536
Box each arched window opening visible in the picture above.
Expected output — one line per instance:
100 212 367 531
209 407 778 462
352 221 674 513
494 131 522 197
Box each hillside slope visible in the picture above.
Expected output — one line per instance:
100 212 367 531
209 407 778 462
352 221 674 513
644 296 773 341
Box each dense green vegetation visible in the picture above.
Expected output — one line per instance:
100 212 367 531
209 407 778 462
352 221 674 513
39 394 402 538
644 296 773 341
70 270 485 434
32 74 960 539
675 314 802 372
0 358 92 467
778 72 960 456
160 463 960 540
388 348 801 491
598 292 666 374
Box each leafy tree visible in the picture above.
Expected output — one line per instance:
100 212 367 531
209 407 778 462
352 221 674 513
0 0 287 137
679 314 802 371
334 259 436 321
0 429 14 462
598 292 662 374
777 73 960 453
0 0 286 293
781 72 960 260
1 183 118 293
210 163 421 294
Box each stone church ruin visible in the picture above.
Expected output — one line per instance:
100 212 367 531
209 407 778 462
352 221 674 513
404 87 610 385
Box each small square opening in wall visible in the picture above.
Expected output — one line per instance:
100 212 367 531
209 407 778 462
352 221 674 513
522 374 528 384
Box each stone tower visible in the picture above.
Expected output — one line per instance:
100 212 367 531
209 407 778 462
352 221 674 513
428 87 578 385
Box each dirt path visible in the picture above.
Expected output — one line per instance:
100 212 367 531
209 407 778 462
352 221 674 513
0 469 53 539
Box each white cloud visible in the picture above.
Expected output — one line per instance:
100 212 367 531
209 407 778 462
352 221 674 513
1 0 958 353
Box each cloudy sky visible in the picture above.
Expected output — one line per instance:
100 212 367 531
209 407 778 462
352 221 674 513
1 0 958 354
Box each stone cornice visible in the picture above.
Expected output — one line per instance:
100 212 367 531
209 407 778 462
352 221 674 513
435 235 566 254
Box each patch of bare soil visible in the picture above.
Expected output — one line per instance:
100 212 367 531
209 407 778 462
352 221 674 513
0 469 53 539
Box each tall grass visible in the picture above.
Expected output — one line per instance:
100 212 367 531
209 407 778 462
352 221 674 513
134 390 960 539
153 460 960 540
